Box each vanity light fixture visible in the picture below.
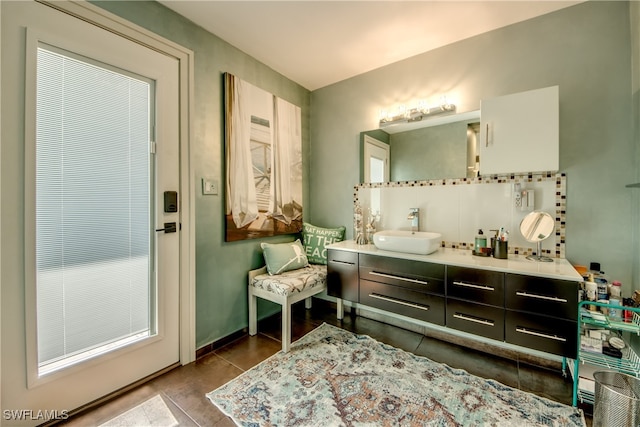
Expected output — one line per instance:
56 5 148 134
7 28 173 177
379 96 456 128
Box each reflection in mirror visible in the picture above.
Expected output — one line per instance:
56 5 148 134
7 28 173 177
363 135 389 183
520 210 555 262
360 110 480 183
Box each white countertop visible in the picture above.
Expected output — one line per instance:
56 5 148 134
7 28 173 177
327 240 583 282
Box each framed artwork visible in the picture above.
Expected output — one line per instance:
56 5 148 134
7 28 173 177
224 73 303 241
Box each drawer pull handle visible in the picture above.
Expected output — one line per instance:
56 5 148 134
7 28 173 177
370 271 429 285
331 260 355 266
369 293 430 311
453 313 494 327
516 291 567 303
515 327 567 342
453 281 494 291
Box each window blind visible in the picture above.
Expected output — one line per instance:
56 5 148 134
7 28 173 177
36 46 153 370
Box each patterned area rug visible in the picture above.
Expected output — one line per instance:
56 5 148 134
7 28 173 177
207 323 585 426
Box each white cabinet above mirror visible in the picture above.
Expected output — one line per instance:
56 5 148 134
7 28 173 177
479 86 559 175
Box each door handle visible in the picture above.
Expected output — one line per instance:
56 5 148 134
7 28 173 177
516 291 567 303
370 271 429 285
453 313 495 327
515 327 566 342
369 293 430 311
453 281 494 291
155 222 177 233
331 260 356 266
485 123 489 147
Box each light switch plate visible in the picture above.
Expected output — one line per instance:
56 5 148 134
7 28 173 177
202 178 218 195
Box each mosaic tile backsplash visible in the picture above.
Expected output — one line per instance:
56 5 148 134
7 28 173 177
355 173 566 258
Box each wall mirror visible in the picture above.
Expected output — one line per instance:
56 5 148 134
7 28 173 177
360 110 480 183
520 210 555 262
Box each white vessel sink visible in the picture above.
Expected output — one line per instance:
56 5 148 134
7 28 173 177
372 230 442 255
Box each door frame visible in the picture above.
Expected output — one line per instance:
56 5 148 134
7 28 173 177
37 0 196 367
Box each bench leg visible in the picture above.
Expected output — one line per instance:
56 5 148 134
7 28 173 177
248 290 257 336
305 296 312 309
282 301 292 352
336 298 344 320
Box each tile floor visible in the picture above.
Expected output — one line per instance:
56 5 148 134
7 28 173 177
58 299 592 426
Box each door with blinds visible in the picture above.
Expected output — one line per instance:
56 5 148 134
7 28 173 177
5 1 181 419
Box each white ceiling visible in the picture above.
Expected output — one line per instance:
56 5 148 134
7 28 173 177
158 1 583 91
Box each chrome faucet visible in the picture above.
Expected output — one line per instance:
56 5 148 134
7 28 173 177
407 208 419 233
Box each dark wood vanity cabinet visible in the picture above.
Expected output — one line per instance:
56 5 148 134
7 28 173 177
326 247 580 359
447 266 504 306
505 311 577 358
360 280 445 325
446 299 505 341
504 273 578 358
359 254 445 294
446 266 505 341
504 274 578 320
358 254 445 325
327 249 359 302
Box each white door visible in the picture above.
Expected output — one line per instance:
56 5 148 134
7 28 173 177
363 135 390 183
3 1 180 420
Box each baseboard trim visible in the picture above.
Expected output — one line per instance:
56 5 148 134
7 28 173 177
43 362 181 426
195 327 249 360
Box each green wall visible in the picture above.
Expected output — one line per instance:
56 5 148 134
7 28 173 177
631 2 640 296
95 1 638 348
311 1 637 288
91 1 311 348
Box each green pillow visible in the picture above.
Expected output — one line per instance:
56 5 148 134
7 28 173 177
260 239 309 275
302 222 346 264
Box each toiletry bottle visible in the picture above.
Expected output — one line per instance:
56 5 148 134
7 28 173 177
588 262 609 284
584 274 598 311
474 229 486 253
597 280 608 301
610 281 622 299
609 298 622 320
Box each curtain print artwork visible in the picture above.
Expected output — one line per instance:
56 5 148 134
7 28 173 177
224 73 303 241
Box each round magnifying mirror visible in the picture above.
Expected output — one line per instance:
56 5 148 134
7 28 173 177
519 211 554 262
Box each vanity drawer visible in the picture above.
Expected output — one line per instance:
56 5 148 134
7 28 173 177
447 266 504 306
327 249 359 302
446 298 504 341
505 310 577 358
360 279 445 325
505 274 578 320
359 254 445 295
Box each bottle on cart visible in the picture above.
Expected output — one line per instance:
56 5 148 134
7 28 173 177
584 274 598 311
587 262 609 283
609 281 622 298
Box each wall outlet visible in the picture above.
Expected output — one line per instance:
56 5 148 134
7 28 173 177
202 178 218 195
515 191 522 208
515 189 534 211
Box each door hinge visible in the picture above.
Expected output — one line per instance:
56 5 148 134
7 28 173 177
150 141 157 154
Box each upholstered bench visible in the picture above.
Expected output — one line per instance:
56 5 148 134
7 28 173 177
248 224 345 352
248 264 327 352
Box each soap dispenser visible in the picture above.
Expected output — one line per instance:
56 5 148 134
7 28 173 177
474 229 487 253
